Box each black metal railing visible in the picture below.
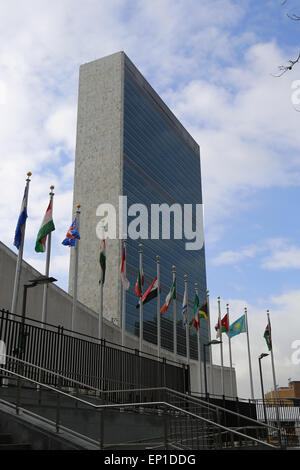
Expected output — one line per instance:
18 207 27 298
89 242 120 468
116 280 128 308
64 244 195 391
0 308 189 394
254 398 300 447
0 364 277 450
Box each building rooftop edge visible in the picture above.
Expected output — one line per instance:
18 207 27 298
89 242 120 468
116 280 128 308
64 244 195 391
80 51 200 155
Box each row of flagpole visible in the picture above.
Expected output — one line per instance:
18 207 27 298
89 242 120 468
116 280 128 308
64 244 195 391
117 240 215 394
12 172 280 401
12 174 57 326
216 299 254 399
11 172 81 329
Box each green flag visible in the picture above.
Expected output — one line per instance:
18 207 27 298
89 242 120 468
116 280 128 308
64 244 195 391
35 200 55 253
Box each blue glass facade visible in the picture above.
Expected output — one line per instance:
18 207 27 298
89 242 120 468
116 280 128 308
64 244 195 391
123 63 208 361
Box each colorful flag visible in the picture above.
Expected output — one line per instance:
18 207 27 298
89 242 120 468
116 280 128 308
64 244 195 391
35 200 55 253
215 314 229 338
62 218 80 247
192 293 200 330
120 245 130 290
99 239 106 284
193 293 199 314
14 186 28 250
135 270 143 297
198 301 208 320
264 324 272 351
160 278 176 314
193 314 199 331
228 314 246 338
136 277 158 308
182 288 188 325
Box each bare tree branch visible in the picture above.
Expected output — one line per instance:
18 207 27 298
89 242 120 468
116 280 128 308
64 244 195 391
272 51 300 77
287 13 300 20
273 0 300 76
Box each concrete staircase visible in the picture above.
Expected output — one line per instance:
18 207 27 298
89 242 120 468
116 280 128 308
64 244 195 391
0 386 164 450
0 432 31 450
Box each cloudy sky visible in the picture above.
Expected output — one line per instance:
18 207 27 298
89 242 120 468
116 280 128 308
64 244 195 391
1 0 300 398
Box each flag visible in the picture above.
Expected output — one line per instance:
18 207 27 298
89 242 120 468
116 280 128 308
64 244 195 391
160 278 176 314
136 277 158 308
193 314 199 331
193 293 199 314
215 314 229 338
192 293 200 330
99 239 106 284
35 200 55 253
182 288 188 325
120 245 130 290
135 270 143 297
14 186 28 250
62 218 80 247
198 301 208 320
264 324 272 351
228 314 246 338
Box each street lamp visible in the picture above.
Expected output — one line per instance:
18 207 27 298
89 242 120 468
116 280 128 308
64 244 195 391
203 340 222 398
18 276 57 357
258 352 269 424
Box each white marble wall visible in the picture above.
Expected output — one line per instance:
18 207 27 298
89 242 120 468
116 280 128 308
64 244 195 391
69 52 125 324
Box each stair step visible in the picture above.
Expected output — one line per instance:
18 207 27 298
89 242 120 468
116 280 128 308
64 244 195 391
0 443 31 450
0 434 13 444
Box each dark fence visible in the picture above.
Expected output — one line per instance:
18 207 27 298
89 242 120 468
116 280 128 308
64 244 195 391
255 398 300 446
0 309 189 394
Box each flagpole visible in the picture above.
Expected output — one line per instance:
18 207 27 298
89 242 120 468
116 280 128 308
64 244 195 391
99 281 103 340
244 306 254 400
184 274 190 367
195 283 202 394
121 237 127 350
156 255 161 359
98 219 105 341
172 265 177 361
206 289 214 395
217 296 225 396
139 243 143 353
11 172 32 315
267 309 281 431
226 303 234 397
41 185 54 326
71 204 81 333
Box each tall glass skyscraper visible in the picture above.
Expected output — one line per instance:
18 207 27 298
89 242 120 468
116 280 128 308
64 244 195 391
70 52 208 362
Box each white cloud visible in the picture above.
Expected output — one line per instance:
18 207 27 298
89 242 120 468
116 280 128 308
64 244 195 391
213 245 261 266
213 237 300 270
262 245 300 270
45 105 77 151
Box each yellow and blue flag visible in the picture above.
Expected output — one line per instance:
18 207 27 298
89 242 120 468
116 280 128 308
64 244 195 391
228 314 246 338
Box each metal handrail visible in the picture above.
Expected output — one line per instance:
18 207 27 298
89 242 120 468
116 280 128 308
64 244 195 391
1 355 280 435
2 354 102 394
0 396 101 448
0 365 277 449
0 308 184 368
